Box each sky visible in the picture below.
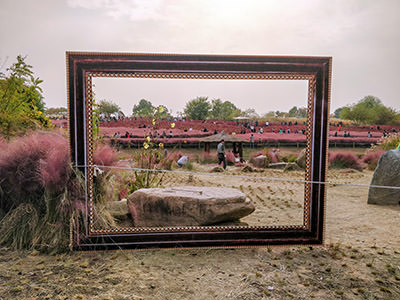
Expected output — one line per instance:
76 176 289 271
93 77 308 116
1 0 399 115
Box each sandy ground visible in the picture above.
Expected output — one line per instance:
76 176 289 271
0 168 399 300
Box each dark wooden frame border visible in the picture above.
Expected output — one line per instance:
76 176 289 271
67 52 331 250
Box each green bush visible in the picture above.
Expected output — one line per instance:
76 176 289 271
184 161 194 171
376 133 400 150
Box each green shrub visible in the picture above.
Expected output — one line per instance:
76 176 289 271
375 133 400 150
184 161 194 171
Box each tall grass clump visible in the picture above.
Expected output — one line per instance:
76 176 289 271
128 148 167 193
362 150 386 170
374 133 400 151
225 151 236 165
0 131 86 252
201 152 218 164
329 151 362 171
90 144 120 228
184 161 194 171
0 131 68 213
268 150 280 163
163 151 184 170
281 152 298 163
93 144 117 166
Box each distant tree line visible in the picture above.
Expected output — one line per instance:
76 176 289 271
183 97 244 120
49 94 400 126
74 97 310 121
334 95 400 125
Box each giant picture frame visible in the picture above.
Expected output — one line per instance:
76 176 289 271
67 52 332 250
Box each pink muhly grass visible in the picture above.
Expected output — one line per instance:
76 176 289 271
202 152 218 164
93 144 117 166
329 151 362 171
119 189 128 200
268 151 279 163
225 151 236 165
362 150 385 170
166 151 184 163
72 197 86 213
39 133 71 195
1 133 50 200
0 131 71 211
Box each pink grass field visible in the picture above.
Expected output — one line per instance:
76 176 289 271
51 118 400 145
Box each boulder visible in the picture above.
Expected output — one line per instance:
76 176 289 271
252 155 268 168
268 162 287 169
296 148 307 169
368 149 400 205
284 162 303 172
127 186 255 227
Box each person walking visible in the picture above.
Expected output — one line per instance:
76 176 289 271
217 139 226 170
250 134 255 148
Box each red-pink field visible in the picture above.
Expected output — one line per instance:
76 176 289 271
52 118 400 145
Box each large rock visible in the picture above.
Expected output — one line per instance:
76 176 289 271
127 186 255 227
252 155 268 168
368 149 400 205
268 162 287 169
284 162 302 172
296 148 307 169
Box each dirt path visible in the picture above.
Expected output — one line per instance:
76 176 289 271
0 170 399 300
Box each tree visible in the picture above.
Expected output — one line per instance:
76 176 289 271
339 95 399 125
209 99 240 120
132 99 154 117
263 111 276 118
184 97 210 120
333 107 342 119
156 105 172 119
45 107 67 116
97 99 120 118
243 108 259 119
296 107 307 118
287 106 307 118
274 110 286 118
288 106 298 117
0 55 51 139
373 105 398 125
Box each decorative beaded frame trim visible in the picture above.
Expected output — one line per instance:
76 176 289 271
67 52 331 250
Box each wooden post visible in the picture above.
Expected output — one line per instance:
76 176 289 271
204 142 210 153
239 143 243 161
